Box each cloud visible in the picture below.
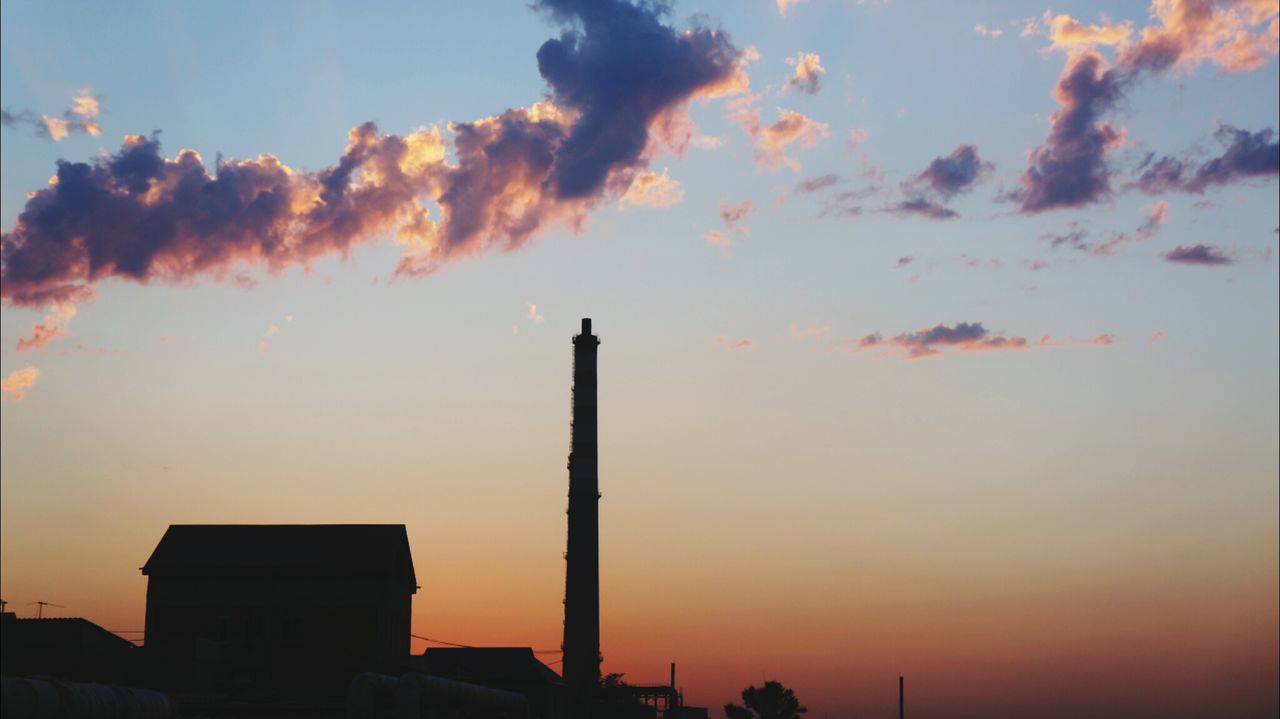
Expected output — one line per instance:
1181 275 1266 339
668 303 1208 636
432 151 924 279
1036 333 1117 347
1 366 40 402
882 198 959 220
1163 243 1233 265
16 301 78 351
619 168 684 208
906 144 993 199
3 1 748 307
2 90 102 141
1134 125 1279 194
794 173 842 194
974 24 1005 38
730 102 830 172
1089 199 1170 255
1119 0 1279 74
846 127 870 153
785 53 825 95
527 302 545 324
705 199 754 246
714 335 752 350
1043 225 1091 251
894 255 914 268
1046 12 1133 51
690 135 726 150
1148 329 1166 344
776 0 806 18
869 322 1030 359
1015 51 1126 213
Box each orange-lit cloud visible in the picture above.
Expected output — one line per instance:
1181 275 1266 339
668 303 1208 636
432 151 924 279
785 53 825 95
973 24 1005 38
1148 329 1166 344
730 101 830 172
1 366 40 401
527 303 545 325
3 1 749 311
2 90 102 141
1120 0 1279 73
619 169 684 209
16 302 78 351
1045 13 1134 51
775 0 806 18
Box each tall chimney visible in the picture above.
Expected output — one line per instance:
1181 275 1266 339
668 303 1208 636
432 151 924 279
563 317 601 718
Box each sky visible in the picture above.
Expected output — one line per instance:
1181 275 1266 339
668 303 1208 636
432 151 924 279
1 0 1277 716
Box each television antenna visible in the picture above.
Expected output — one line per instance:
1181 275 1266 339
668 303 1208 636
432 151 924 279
28 601 65 618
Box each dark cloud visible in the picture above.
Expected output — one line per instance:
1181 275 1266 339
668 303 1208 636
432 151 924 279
535 0 742 199
794 173 842 194
3 1 747 305
1135 125 1279 194
907 144 992 199
1016 51 1125 213
892 322 1027 358
1163 244 1232 265
883 198 958 220
1043 227 1090 252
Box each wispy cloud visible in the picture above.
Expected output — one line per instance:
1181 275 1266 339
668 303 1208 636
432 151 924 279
705 200 755 247
619 168 684 208
714 335 752 351
16 302 78 351
1 90 102 141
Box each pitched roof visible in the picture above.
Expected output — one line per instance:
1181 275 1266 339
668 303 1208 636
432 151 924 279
141 524 416 589
422 648 563 686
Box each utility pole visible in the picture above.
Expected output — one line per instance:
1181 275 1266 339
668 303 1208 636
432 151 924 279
28 601 65 618
899 675 904 719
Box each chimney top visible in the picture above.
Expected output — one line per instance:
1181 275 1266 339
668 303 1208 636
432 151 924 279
581 318 592 335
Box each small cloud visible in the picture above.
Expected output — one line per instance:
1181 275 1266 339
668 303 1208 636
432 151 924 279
705 200 755 247
2 90 102 141
730 100 830 172
714 335 752 351
1148 330 1166 345
776 0 806 18
1 366 40 402
690 135 726 151
973 24 1004 38
894 255 915 269
619 168 684 209
794 174 842 195
1163 244 1233 266
882 198 958 220
1044 12 1132 52
846 127 870 153
527 303 545 324
785 53 825 95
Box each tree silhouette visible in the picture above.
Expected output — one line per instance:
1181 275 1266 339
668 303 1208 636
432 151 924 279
724 680 808 719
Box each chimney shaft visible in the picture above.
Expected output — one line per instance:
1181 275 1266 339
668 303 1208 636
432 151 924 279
564 317 601 718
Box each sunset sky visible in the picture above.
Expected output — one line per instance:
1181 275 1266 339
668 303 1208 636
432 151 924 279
1 1 1277 716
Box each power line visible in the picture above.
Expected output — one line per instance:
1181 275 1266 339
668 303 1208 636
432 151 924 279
409 634 562 654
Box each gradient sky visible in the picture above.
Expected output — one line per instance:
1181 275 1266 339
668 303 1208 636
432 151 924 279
2 1 1277 717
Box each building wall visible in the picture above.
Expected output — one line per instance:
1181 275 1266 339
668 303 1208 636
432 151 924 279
143 570 412 695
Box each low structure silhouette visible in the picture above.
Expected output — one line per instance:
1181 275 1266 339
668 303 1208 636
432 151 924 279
140 524 417 698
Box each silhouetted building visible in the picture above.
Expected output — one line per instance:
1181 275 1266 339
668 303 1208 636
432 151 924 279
0 612 136 683
140 524 417 697
420 647 565 719
563 318 602 718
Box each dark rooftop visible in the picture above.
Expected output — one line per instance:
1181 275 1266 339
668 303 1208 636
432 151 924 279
141 524 417 589
422 648 563 686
